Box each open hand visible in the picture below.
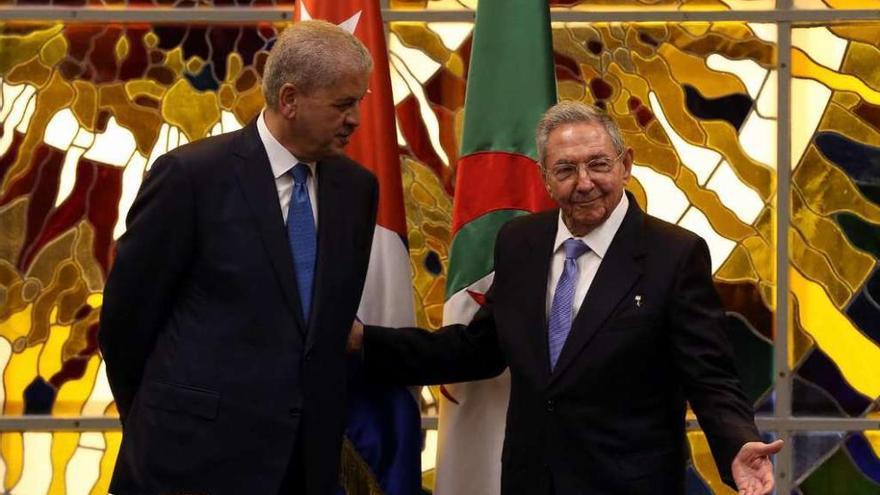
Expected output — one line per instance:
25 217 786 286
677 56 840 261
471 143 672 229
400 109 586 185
732 439 784 495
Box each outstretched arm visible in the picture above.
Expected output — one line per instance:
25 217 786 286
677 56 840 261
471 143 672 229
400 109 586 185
354 285 506 386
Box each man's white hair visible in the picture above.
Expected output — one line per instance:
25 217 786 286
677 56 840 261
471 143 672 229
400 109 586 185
535 101 625 166
262 20 373 108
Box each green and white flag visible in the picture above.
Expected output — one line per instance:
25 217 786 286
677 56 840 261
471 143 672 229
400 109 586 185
435 1 557 493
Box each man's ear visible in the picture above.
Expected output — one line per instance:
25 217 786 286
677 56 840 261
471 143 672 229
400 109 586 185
541 164 555 199
278 83 298 119
621 148 634 182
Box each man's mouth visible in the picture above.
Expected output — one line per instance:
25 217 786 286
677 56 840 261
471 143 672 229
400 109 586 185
571 195 601 205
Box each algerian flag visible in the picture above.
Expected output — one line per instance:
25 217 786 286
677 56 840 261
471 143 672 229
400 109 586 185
434 1 557 494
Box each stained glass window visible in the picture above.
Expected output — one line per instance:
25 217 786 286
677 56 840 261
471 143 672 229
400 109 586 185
0 6 879 495
789 22 880 494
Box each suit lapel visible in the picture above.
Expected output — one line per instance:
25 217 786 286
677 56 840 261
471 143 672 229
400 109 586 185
231 120 307 334
549 197 646 383
520 211 558 385
305 158 345 353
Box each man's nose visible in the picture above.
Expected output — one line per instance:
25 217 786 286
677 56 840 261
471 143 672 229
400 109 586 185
345 105 361 127
574 169 595 191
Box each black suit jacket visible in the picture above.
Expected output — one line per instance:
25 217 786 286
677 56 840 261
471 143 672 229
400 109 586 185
99 119 378 494
365 195 759 495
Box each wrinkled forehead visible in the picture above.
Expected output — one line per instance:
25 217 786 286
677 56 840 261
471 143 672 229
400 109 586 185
546 122 617 162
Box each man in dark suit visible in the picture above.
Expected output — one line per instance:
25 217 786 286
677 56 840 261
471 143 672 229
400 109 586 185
352 101 782 494
99 20 378 494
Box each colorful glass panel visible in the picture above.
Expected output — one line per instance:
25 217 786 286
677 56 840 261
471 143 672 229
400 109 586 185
790 23 880 421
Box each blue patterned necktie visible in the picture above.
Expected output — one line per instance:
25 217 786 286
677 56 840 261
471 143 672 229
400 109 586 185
287 163 317 322
548 238 590 370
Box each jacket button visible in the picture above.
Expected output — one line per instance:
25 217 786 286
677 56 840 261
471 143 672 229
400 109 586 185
546 400 555 412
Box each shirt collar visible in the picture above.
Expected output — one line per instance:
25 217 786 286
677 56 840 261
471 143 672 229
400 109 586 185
553 192 629 259
257 109 316 179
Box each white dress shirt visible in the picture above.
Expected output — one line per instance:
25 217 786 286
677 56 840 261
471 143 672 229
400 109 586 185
545 193 630 319
256 110 318 226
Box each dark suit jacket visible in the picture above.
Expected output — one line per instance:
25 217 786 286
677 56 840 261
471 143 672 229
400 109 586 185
99 119 378 495
365 194 760 495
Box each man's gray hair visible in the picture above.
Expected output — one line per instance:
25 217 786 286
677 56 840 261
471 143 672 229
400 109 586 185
535 101 626 166
262 20 373 108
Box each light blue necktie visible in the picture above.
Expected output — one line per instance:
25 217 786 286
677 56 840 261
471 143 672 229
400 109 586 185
287 163 317 322
548 238 590 370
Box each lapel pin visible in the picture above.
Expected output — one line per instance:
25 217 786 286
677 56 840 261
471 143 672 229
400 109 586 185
634 295 642 308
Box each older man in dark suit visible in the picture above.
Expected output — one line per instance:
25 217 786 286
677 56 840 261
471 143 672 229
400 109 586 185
353 101 782 495
100 20 378 495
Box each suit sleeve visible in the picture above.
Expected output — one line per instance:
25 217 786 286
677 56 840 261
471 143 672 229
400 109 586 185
363 285 506 385
362 222 511 385
98 154 196 422
668 237 760 488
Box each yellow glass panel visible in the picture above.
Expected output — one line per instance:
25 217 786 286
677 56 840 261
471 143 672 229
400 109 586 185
39 34 67 68
5 71 74 189
800 0 880 8
1 433 24 489
865 423 880 460
831 90 862 109
632 53 708 145
124 79 167 102
0 304 31 345
675 167 756 241
391 23 454 67
5 55 52 88
0 200 28 269
163 47 185 76
626 176 648 210
231 85 264 127
790 228 851 308
90 431 121 495
792 188 874 294
841 41 880 91
114 35 129 64
100 83 163 156
791 269 880 399
715 244 760 283
658 43 748 98
703 120 773 201
0 24 63 75
37 312 69 380
793 48 880 105
819 101 880 148
48 431 80 494
72 80 98 131
794 146 880 223
185 56 204 75
668 23 775 67
829 23 880 47
790 297 815 368
74 223 106 294
687 431 737 495
558 80 587 103
551 25 596 76
4 342 42 415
